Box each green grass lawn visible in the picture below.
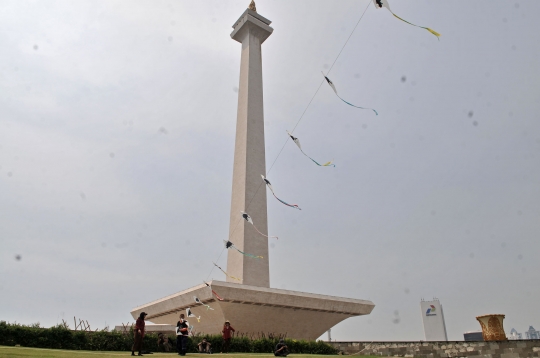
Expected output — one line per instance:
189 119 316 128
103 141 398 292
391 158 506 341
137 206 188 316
0 346 375 358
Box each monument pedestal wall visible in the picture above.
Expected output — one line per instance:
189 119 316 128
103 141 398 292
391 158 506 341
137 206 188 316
131 280 374 340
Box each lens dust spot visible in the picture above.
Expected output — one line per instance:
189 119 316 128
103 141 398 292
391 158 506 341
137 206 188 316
159 127 168 134
404 288 410 294
362 124 367 129
473 121 478 126
354 73 361 79
401 76 406 83
468 111 474 118
469 253 475 258
7 172 12 177
15 254 21 261
518 254 523 260
233 87 238 93
33 45 38 50
168 36 173 42
109 153 115 158
80 192 86 200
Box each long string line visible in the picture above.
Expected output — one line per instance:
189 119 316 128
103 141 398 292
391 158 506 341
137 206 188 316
203 0 372 282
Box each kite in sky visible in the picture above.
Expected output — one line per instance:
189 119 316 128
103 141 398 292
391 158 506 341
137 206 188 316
241 211 278 240
186 307 200 322
213 262 241 282
373 0 440 39
323 73 378 115
285 131 335 168
224 240 263 259
203 281 224 301
261 175 301 209
194 296 214 311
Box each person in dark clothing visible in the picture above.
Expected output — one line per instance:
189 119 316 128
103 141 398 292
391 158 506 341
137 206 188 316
221 320 235 353
132 312 147 356
198 338 212 353
176 314 190 356
274 339 289 357
158 333 172 352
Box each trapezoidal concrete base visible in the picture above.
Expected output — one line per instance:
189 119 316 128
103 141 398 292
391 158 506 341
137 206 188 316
131 280 374 340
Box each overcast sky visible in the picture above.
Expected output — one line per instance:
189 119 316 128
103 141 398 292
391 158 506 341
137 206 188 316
1 0 539 341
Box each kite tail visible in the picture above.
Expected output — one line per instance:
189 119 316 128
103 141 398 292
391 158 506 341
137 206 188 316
392 13 440 39
213 263 241 281
300 149 335 167
337 95 378 115
234 246 263 259
253 224 279 240
212 290 224 301
272 192 301 210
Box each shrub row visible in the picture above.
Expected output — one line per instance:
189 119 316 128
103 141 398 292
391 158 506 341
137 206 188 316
0 321 338 354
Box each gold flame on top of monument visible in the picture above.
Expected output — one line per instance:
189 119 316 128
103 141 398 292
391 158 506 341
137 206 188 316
248 0 256 12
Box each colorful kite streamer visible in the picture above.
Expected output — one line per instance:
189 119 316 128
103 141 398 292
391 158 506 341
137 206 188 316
285 131 335 168
186 307 200 322
203 281 225 301
213 262 241 282
194 296 214 311
373 0 440 39
224 240 263 259
323 73 378 115
241 211 279 240
261 175 301 209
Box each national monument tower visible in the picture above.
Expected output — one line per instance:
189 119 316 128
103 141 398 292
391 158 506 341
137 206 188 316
131 2 374 340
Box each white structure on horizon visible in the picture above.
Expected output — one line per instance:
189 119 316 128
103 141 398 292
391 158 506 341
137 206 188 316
525 326 540 340
420 298 448 341
508 328 522 340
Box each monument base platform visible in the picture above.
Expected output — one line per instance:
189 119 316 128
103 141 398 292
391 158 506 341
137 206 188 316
131 280 374 340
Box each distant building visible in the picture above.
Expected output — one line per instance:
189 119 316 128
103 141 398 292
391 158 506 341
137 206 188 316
525 326 540 340
508 328 522 340
464 331 484 341
420 298 448 341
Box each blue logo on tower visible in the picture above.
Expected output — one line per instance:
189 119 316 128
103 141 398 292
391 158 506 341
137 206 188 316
426 304 437 316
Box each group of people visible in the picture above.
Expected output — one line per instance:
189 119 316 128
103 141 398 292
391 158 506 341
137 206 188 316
131 312 289 356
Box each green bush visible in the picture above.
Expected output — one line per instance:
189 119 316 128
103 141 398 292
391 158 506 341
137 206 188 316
0 321 338 354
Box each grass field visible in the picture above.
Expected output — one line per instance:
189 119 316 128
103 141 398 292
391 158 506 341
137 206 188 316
0 346 376 358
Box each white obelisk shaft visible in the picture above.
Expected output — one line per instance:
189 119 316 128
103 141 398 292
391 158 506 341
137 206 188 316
227 9 273 287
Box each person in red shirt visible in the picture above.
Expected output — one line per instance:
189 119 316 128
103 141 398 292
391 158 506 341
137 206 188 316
132 312 147 356
221 320 235 353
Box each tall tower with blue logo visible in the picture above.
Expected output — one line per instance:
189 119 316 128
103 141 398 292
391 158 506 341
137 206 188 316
420 298 448 341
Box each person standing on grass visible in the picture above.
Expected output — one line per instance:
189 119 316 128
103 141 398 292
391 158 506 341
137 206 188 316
221 320 235 353
132 312 147 356
176 313 190 356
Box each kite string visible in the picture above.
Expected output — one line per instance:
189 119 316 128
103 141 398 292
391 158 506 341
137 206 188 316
204 0 372 281
267 0 372 175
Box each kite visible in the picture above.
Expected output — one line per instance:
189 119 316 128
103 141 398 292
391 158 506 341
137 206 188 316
186 307 200 322
241 211 279 240
213 262 241 282
323 73 378 115
373 0 440 39
261 174 302 209
194 296 214 311
285 132 335 168
224 240 263 259
204 281 224 301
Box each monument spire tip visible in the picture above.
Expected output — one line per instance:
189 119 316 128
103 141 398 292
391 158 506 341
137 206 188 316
248 0 257 12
